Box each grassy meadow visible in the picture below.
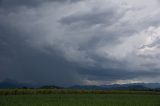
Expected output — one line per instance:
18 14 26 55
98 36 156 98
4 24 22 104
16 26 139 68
0 89 160 106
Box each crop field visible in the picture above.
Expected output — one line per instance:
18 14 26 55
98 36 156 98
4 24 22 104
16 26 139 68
0 94 160 106
0 89 160 106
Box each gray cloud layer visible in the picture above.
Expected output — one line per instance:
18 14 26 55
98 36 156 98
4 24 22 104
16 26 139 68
0 0 82 7
1 0 160 86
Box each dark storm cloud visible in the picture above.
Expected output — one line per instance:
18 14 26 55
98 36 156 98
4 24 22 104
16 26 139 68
0 0 160 86
0 32 80 86
0 0 82 9
0 12 80 86
78 67 160 82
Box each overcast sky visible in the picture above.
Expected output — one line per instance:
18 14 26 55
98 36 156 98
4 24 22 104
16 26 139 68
1 0 160 86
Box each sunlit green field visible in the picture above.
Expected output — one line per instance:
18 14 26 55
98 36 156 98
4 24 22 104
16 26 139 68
0 94 160 106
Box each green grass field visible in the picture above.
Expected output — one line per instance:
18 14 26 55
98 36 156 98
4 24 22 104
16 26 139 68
0 89 160 106
0 94 160 106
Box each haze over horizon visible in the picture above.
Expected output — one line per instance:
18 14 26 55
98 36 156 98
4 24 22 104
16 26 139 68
1 0 160 86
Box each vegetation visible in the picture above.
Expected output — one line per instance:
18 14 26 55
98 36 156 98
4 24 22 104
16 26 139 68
0 94 160 106
0 89 160 95
0 89 160 106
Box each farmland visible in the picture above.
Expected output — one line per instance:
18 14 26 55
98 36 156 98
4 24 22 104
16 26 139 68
0 89 160 106
0 94 160 106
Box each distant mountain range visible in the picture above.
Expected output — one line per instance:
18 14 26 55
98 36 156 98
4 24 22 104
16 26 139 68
0 79 160 90
70 83 160 90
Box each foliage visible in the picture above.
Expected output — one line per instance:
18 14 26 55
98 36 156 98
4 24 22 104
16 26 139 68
0 94 160 106
0 89 160 95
